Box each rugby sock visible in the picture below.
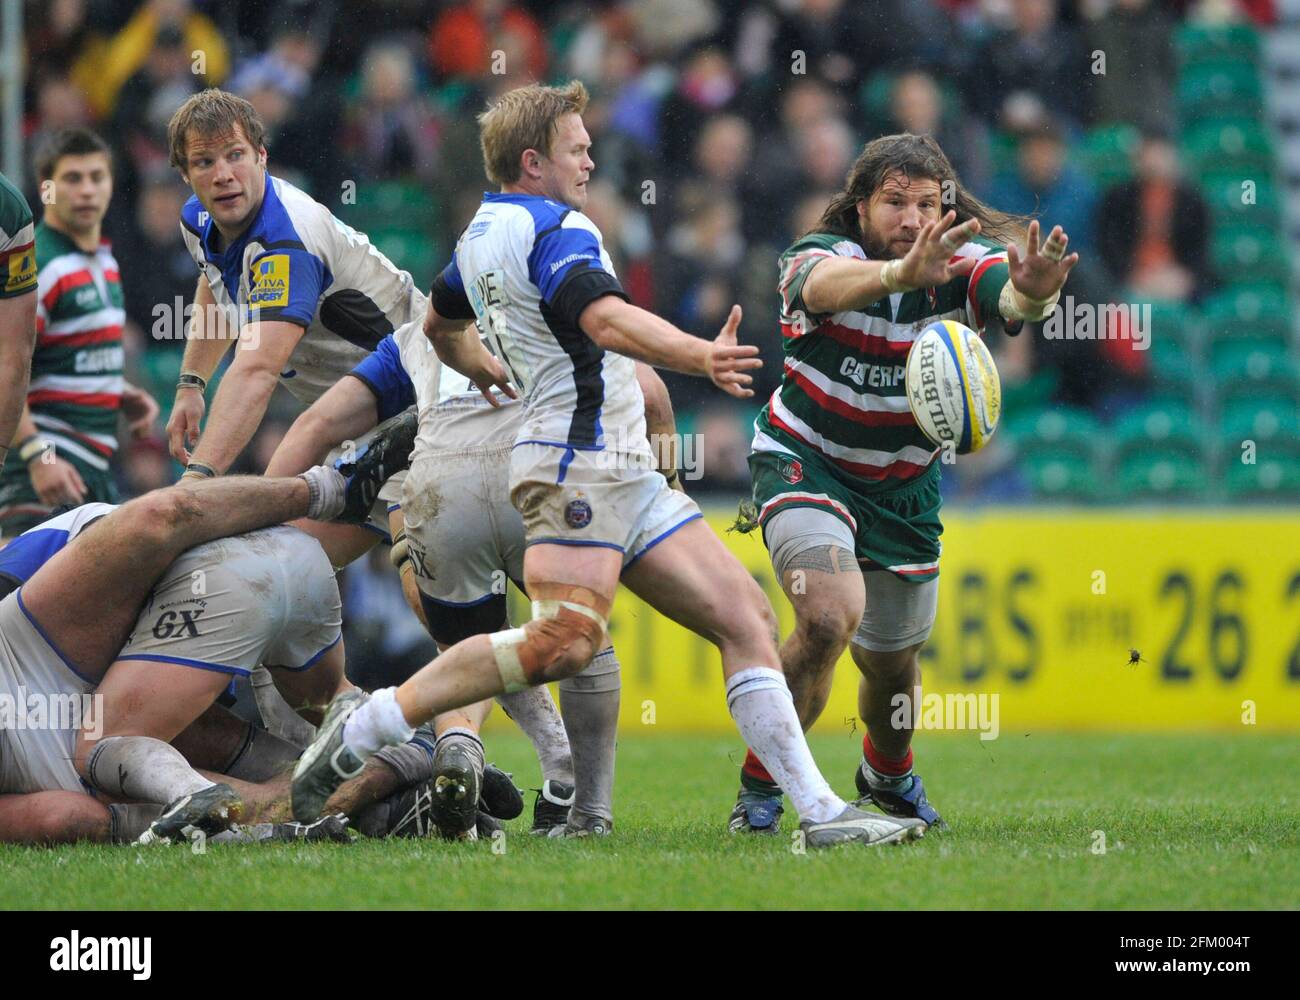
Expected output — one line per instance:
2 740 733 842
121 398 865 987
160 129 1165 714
435 726 485 780
221 723 303 782
861 734 914 794
108 803 163 844
85 736 214 804
740 748 782 798
373 723 436 787
342 686 414 758
497 684 575 785
558 646 621 824
298 465 347 520
725 668 843 825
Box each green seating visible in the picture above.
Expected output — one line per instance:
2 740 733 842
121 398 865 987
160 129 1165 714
1146 301 1205 358
1177 61 1264 119
368 228 441 285
1021 450 1104 502
1175 24 1260 67
1113 400 1202 463
1148 345 1203 404
1200 171 1281 226
1222 447 1300 500
1210 224 1293 286
1219 396 1300 444
1114 449 1209 500
1210 339 1299 390
1003 405 1101 450
1201 286 1291 341
1082 124 1139 188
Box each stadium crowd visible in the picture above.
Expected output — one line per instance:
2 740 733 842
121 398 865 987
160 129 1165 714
11 0 1291 511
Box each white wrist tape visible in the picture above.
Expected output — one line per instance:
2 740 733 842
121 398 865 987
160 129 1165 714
999 282 1060 323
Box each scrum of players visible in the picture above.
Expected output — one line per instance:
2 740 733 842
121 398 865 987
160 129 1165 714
0 81 1076 848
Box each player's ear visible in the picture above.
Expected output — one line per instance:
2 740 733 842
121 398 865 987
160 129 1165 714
521 148 542 179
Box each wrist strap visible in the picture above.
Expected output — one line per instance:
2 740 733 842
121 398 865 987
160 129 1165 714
18 435 53 465
177 372 207 392
184 461 217 480
879 259 909 294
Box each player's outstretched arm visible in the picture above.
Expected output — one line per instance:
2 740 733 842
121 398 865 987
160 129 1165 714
265 376 380 477
166 275 237 464
1000 219 1079 322
184 319 305 477
0 289 36 464
580 296 761 399
802 211 982 315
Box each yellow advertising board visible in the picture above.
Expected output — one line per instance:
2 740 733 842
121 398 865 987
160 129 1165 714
501 508 1300 732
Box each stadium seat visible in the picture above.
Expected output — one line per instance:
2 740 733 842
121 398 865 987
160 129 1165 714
1209 339 1300 394
1177 61 1264 120
1020 449 1104 502
1199 172 1282 227
1113 400 1203 462
1218 396 1300 445
1176 23 1261 67
1148 342 1203 405
1082 124 1139 187
1002 405 1101 450
1001 369 1060 416
1200 287 1292 341
1114 448 1209 501
1146 301 1205 358
1210 224 1293 287
1221 445 1300 501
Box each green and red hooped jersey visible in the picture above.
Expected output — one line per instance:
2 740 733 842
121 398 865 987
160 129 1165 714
752 230 1010 494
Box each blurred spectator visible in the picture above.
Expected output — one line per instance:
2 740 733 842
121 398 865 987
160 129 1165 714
885 70 992 196
659 184 744 333
428 0 548 82
339 41 442 184
657 46 741 173
693 406 755 495
1083 0 1176 131
115 172 197 340
111 22 205 184
92 0 229 119
987 123 1096 256
1096 126 1213 303
582 178 656 309
965 0 1092 132
117 437 173 497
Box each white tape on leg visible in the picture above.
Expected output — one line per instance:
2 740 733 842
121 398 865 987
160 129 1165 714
490 627 530 693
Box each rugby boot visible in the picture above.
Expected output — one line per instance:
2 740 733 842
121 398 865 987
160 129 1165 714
529 779 574 834
854 765 948 830
137 783 243 845
800 804 926 849
334 407 418 523
292 689 368 822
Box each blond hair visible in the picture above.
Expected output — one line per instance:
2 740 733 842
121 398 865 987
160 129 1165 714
168 88 267 172
478 80 589 186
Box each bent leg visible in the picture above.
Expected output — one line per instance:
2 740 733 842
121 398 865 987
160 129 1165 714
0 791 112 845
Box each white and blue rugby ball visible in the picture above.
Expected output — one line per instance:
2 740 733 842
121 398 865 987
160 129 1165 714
904 320 1001 454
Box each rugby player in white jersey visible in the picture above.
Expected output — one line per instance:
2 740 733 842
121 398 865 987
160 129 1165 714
274 320 682 836
159 88 422 566
292 81 926 848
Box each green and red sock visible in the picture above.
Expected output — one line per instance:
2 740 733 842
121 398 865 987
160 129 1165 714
740 748 782 798
861 734 913 793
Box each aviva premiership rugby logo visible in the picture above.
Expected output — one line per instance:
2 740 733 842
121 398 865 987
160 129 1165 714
248 254 290 308
564 498 593 529
778 457 803 485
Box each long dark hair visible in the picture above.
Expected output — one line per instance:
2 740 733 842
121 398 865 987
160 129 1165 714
812 132 1029 248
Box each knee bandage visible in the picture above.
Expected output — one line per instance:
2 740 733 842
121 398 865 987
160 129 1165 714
490 585 610 692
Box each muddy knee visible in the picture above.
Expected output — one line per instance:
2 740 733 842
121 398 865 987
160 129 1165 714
491 585 610 689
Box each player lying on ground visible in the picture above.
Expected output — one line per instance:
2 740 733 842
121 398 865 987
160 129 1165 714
0 432 410 841
0 493 521 845
292 80 926 848
729 132 1078 834
273 327 681 837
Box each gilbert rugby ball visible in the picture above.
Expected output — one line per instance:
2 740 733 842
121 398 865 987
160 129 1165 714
904 320 1001 454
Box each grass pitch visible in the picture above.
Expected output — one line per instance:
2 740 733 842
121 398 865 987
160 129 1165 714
2 732 1294 910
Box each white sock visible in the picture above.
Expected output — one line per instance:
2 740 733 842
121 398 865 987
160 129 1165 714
558 646 620 822
85 736 215 805
725 668 844 824
497 685 574 785
343 687 414 758
298 465 346 520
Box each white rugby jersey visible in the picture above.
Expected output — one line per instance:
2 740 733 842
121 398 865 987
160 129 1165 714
429 192 644 453
180 174 426 406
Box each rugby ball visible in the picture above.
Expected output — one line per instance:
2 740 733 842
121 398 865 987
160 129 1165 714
904 320 1001 454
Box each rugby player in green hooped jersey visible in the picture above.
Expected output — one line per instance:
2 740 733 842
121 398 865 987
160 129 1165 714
0 170 38 479
728 132 1079 834
0 129 159 540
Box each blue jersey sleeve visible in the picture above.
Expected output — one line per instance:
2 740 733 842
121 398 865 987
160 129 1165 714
247 247 329 327
527 221 626 327
348 335 416 422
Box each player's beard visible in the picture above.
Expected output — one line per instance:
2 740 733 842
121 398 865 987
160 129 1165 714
858 221 900 261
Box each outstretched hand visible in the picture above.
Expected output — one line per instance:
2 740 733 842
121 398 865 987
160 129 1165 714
892 210 982 290
1007 220 1079 302
706 305 762 399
